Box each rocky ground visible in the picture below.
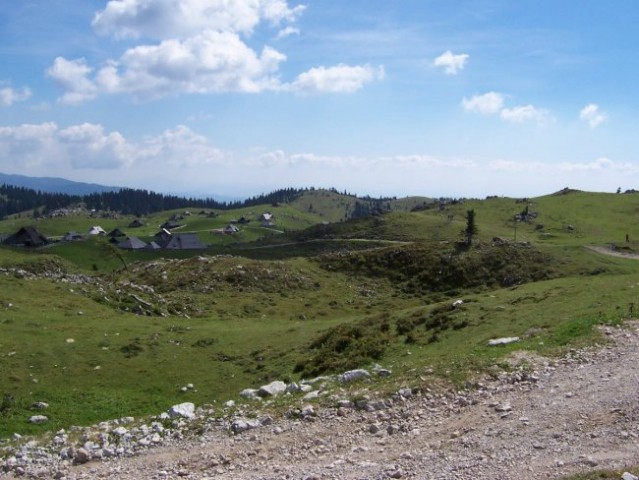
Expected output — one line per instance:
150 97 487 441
3 323 639 480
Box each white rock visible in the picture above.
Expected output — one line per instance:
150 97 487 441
285 382 302 393
239 388 259 399
258 380 287 397
303 391 320 400
29 415 48 424
488 337 520 346
494 402 512 413
231 418 260 434
167 402 195 419
338 369 371 383
622 473 639 480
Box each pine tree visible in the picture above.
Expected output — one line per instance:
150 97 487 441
464 209 478 246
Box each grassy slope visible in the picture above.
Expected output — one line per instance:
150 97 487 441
2 190 639 438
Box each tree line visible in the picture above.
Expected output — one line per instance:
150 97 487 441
0 184 317 219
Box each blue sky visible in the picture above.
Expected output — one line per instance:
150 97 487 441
1 0 638 199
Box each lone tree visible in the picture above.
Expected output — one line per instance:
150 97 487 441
464 209 478 246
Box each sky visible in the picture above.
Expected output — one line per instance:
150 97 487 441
1 0 639 199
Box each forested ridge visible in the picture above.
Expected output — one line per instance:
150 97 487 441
0 184 315 219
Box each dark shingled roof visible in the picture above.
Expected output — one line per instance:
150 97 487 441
2 226 48 247
164 233 207 250
117 236 147 250
108 228 126 238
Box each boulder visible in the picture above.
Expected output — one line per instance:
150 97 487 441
167 402 195 419
73 447 91 465
488 337 520 346
258 380 287 397
338 369 371 383
239 388 259 399
230 418 260 434
29 415 48 424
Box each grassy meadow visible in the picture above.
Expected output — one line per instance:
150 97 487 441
1 188 639 439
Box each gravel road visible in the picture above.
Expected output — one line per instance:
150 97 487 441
4 323 639 480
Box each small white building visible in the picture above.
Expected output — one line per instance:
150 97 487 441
87 225 106 236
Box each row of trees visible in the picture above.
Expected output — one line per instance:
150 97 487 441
0 185 377 220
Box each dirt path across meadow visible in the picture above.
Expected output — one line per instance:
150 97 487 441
49 323 639 480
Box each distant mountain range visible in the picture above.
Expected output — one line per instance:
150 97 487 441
0 172 120 196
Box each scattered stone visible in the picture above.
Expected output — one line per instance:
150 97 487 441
338 369 371 383
494 402 512 413
231 418 260 434
303 391 320 401
622 473 639 480
372 364 392 377
488 337 520 346
258 380 287 397
239 388 259 399
29 415 48 424
167 402 195 419
386 468 403 478
73 447 91 465
30 401 49 410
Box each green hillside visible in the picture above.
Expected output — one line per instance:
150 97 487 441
1 189 639 439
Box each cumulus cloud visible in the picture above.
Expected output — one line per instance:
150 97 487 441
58 123 134 169
92 31 287 99
580 103 607 128
463 92 549 124
462 92 504 114
48 0 381 102
0 86 32 107
137 125 228 166
92 0 306 40
290 64 385 94
433 50 469 75
0 122 230 175
500 105 549 124
276 26 300 39
46 57 97 104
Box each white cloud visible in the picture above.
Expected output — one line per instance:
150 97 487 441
92 0 305 39
0 123 60 167
500 105 549 124
276 26 300 39
0 87 32 107
433 50 469 75
462 92 504 114
463 92 549 124
0 122 226 173
49 1 381 102
58 123 134 169
290 64 385 94
46 57 97 104
580 103 607 128
105 31 286 98
138 125 228 166
0 123 636 198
